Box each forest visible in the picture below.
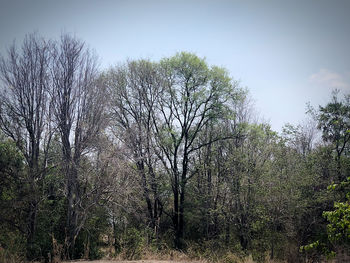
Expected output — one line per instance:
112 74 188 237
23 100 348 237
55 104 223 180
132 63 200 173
0 33 349 263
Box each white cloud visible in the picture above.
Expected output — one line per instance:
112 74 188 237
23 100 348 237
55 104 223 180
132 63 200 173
309 69 350 91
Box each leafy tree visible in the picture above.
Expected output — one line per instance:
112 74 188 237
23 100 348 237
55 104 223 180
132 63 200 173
317 91 350 182
154 52 240 248
300 93 350 261
0 138 25 251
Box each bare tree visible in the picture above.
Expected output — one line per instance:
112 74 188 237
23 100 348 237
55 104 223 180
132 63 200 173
50 34 107 258
107 60 164 239
0 33 52 258
282 119 318 157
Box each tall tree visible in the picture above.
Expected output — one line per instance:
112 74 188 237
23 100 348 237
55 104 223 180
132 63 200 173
50 34 107 258
107 60 164 238
154 52 237 248
0 34 52 259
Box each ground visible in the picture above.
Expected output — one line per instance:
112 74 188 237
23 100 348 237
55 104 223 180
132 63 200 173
63 261 201 263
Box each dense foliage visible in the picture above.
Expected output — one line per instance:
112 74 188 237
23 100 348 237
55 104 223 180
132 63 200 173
0 33 349 263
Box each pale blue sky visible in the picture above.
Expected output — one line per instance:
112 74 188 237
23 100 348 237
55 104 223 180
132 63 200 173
1 0 349 132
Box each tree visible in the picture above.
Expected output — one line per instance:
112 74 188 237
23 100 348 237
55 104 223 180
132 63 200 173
187 90 249 244
153 52 238 248
0 138 25 257
106 52 241 249
323 177 350 249
282 119 318 157
299 93 350 261
0 34 52 259
317 91 350 182
107 60 164 239
50 34 107 259
228 123 276 251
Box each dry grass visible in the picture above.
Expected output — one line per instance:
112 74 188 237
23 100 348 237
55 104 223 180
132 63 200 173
62 253 287 263
0 250 25 263
62 259 285 263
63 261 202 263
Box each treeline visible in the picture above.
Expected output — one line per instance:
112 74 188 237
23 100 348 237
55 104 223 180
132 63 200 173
0 33 349 263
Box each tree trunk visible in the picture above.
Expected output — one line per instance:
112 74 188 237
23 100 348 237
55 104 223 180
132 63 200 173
26 198 38 259
66 164 79 259
137 161 155 228
178 181 185 249
173 182 180 248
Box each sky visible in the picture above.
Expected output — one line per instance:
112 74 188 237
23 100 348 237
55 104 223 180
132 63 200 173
1 0 349 132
